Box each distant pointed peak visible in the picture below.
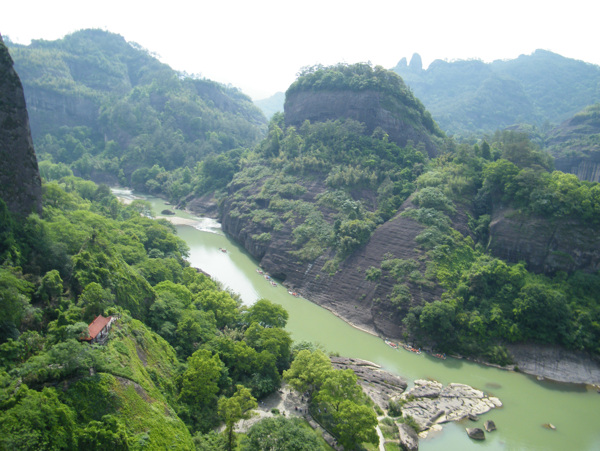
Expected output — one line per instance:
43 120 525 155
409 53 423 71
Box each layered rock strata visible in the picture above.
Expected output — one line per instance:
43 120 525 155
398 379 502 432
285 90 439 157
489 208 600 274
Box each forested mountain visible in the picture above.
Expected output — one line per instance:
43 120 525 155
393 50 600 135
1 41 381 449
217 63 600 363
284 64 445 157
3 27 600 447
6 29 267 204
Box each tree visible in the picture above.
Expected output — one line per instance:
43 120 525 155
242 416 324 450
314 369 363 412
193 430 227 450
513 283 570 344
0 386 77 450
0 268 33 342
331 400 378 450
245 299 288 328
76 414 129 450
174 309 216 356
244 322 292 371
78 282 115 322
283 350 333 396
36 269 63 305
179 349 224 408
195 290 240 329
419 301 456 346
218 385 257 450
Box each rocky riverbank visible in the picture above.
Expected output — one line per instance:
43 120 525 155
232 357 502 450
331 357 502 444
506 343 600 386
399 379 502 434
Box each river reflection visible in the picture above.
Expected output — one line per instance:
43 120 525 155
121 190 600 451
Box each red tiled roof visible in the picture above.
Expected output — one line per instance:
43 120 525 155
85 315 112 340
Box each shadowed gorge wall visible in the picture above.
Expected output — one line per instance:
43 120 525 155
0 35 42 217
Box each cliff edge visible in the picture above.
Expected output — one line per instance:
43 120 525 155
0 35 42 217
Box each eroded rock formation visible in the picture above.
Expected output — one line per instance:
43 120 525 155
506 343 600 385
399 380 502 432
489 207 600 274
0 35 42 217
285 90 440 157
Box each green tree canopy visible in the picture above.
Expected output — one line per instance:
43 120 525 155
242 416 325 450
283 349 333 395
331 400 379 450
218 384 257 450
245 299 289 328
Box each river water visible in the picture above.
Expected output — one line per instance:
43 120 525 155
116 189 600 450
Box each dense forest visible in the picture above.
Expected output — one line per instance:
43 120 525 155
0 37 388 450
0 176 379 449
218 105 600 363
396 132 600 361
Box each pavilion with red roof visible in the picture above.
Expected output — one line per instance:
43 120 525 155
83 315 115 344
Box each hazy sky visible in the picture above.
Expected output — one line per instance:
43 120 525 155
2 0 598 99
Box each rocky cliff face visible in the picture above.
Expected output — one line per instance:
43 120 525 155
0 36 42 217
553 155 600 183
507 343 600 385
488 208 600 274
545 103 600 182
285 90 439 157
220 177 445 339
21 86 99 139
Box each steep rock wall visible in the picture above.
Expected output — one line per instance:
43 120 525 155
23 86 99 139
554 154 600 183
488 208 600 274
220 187 444 339
285 90 439 157
0 36 42 217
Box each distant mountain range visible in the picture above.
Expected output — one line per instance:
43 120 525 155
255 50 600 138
393 50 600 135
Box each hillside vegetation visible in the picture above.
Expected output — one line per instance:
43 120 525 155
218 65 600 363
0 177 327 449
7 29 267 205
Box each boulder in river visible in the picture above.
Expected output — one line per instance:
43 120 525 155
484 420 496 432
161 209 175 215
466 428 486 440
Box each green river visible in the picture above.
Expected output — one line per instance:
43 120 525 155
118 189 600 450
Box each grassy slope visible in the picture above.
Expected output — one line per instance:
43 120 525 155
63 316 193 449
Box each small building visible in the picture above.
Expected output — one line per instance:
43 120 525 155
83 315 115 344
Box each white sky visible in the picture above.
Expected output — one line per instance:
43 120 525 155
2 0 598 99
